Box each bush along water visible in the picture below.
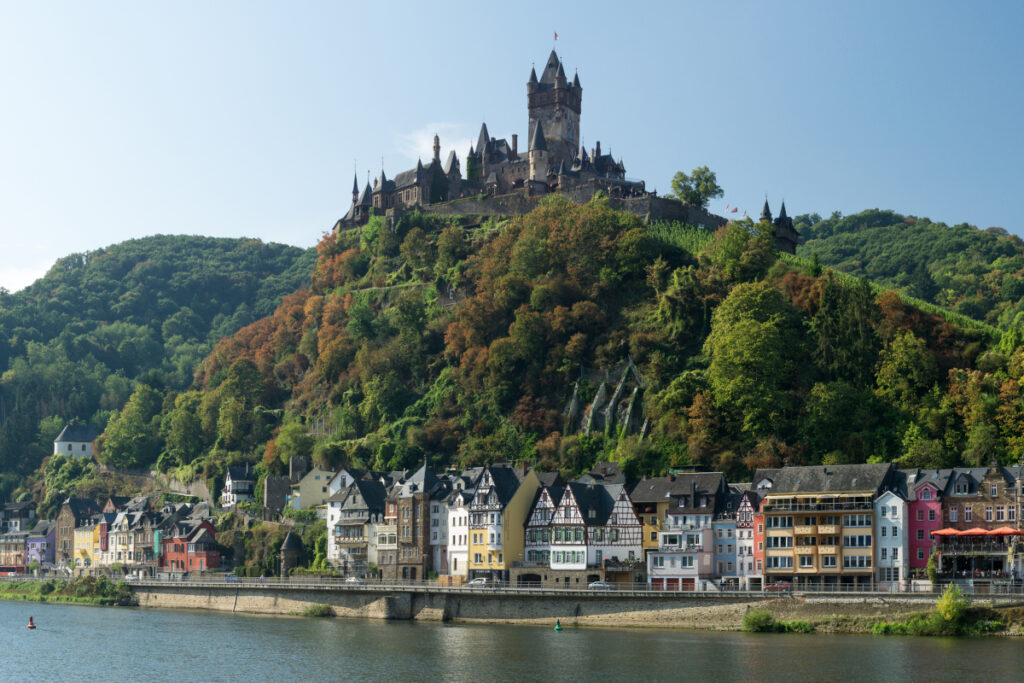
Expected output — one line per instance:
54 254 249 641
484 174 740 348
0 577 134 606
742 609 815 633
871 584 1003 637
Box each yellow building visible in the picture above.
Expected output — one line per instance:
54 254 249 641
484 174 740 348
73 521 96 570
468 466 540 581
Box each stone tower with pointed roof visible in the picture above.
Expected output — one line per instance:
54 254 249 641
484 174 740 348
527 50 582 170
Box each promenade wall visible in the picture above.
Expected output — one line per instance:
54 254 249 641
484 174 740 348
129 582 955 629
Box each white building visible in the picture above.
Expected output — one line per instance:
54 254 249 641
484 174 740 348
220 465 256 508
735 489 761 590
53 424 99 458
875 485 909 590
447 488 473 577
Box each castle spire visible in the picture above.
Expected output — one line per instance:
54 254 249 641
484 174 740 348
760 198 772 223
529 120 547 151
778 200 788 220
352 172 359 204
572 70 581 89
476 122 490 157
528 66 538 84
540 49 561 83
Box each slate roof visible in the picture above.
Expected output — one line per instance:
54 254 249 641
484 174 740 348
485 466 524 506
342 479 387 513
537 471 564 488
281 531 303 552
444 150 459 175
576 462 625 486
529 120 547 152
63 497 99 521
27 520 54 539
227 465 255 482
55 424 99 443
766 463 894 495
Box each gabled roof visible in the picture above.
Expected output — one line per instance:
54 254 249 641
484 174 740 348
227 465 255 482
358 182 373 206
476 122 490 156
576 462 625 486
342 479 386 513
483 466 523 507
63 497 99 520
767 463 894 495
444 150 459 175
55 424 99 443
537 471 564 488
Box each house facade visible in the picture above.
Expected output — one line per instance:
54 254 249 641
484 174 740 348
875 485 909 590
467 466 540 582
53 424 99 458
760 463 894 589
221 465 256 508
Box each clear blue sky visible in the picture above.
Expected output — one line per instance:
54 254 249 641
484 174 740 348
1 1 1021 292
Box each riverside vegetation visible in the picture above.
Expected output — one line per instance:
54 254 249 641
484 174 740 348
0 576 134 606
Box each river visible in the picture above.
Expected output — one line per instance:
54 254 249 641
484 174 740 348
3 600 1023 682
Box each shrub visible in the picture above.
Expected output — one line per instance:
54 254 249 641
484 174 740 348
301 603 333 617
743 609 775 632
936 584 968 626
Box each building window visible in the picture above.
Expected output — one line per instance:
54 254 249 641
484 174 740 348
950 507 958 522
917 529 924 541
892 548 898 561
881 548 887 560
881 527 887 537
799 556 813 568
965 508 972 523
1010 507 1017 522
892 526 898 538
928 510 936 522
985 507 993 522
991 484 998 497
997 507 1005 522
917 548 925 560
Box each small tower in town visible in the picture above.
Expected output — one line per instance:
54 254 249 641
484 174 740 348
280 531 303 577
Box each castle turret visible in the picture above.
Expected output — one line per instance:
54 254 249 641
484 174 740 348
351 173 359 205
529 119 549 187
476 122 490 158
527 66 539 94
433 134 440 163
760 198 772 224
772 200 799 254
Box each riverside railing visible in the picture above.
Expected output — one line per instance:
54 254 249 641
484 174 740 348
4 573 1024 597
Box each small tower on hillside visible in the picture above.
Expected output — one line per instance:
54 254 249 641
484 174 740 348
433 134 441 163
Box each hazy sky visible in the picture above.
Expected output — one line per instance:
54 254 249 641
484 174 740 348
1 1 1021 292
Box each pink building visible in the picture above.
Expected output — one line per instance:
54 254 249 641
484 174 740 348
905 470 949 572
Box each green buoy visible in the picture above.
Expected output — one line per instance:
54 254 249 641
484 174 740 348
554 619 563 632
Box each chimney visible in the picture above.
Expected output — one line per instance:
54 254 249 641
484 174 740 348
595 141 601 157
521 462 527 476
691 481 697 499
512 134 518 157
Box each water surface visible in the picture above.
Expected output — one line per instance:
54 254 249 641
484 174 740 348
2 600 1021 682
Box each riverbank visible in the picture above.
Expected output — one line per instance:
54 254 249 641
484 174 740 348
0 577 134 606
125 581 1024 637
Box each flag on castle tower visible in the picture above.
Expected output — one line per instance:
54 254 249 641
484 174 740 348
731 207 738 213
554 32 559 41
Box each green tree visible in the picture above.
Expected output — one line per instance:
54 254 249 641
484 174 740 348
704 282 807 439
668 165 723 209
275 422 315 467
99 383 163 470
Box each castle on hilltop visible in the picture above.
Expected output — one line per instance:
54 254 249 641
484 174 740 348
334 50 797 254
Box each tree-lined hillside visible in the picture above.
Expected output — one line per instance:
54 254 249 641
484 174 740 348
95 197 1024 502
796 210 1024 335
0 235 315 499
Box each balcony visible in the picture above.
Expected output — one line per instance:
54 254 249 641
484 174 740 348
763 500 873 513
794 546 816 555
794 525 817 535
818 524 839 535
818 545 837 554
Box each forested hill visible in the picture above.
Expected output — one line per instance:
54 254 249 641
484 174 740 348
0 235 315 496
795 210 1024 334
85 197 1024 507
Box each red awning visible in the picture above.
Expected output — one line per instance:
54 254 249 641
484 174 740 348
930 528 962 536
959 527 991 536
987 526 1024 536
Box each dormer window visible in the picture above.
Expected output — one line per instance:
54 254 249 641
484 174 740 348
990 484 998 498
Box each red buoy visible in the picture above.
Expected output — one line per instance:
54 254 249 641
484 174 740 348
27 616 35 630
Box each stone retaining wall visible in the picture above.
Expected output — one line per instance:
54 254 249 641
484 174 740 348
130 584 950 629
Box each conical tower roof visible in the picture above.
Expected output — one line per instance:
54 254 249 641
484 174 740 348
530 120 547 152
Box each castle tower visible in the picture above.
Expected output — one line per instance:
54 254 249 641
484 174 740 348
433 134 440 163
527 50 581 171
351 173 359 205
528 120 549 190
760 198 772 224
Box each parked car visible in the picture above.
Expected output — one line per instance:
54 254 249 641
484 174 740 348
587 581 617 591
223 573 239 582
344 576 365 585
764 581 792 592
467 577 494 587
